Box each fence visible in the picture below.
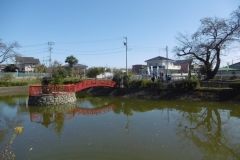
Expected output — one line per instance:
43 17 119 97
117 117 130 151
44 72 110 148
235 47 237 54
0 72 48 78
29 84 76 95
200 81 232 88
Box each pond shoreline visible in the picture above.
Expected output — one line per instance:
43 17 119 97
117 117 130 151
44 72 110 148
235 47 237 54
1 86 240 102
83 87 240 102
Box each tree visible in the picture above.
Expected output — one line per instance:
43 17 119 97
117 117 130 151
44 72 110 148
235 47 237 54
4 64 19 72
112 68 124 87
86 67 105 78
0 39 20 64
65 55 78 68
173 6 240 79
34 64 47 73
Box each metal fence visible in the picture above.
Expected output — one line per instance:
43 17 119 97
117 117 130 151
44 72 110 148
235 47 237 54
0 72 48 78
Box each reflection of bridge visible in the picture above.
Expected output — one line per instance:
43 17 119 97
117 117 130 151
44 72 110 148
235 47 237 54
30 104 116 123
73 104 116 115
29 79 116 95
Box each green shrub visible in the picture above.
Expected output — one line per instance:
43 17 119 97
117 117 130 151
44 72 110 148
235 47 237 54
229 82 240 90
175 79 200 90
63 78 83 84
0 81 28 87
128 79 163 90
128 80 142 88
1 73 14 82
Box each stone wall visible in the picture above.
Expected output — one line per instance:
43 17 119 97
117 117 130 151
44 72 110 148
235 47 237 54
28 92 76 106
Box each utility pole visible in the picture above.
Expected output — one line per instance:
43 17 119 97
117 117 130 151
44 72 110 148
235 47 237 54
123 37 128 75
166 46 168 82
48 42 54 67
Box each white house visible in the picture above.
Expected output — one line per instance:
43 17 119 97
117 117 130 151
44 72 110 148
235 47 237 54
142 56 181 78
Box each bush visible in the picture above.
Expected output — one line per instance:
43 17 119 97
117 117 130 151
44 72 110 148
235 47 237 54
128 80 142 88
175 79 200 90
0 81 28 87
63 78 83 84
1 73 14 82
229 82 240 90
128 79 163 90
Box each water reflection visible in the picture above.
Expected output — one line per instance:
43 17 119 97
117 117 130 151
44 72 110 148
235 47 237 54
176 107 240 159
0 96 240 159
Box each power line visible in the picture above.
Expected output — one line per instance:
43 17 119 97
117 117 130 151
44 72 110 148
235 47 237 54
54 47 124 53
21 43 47 48
21 48 49 53
55 37 123 44
52 50 124 55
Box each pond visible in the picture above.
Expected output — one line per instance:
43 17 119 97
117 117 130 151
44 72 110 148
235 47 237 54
0 95 240 160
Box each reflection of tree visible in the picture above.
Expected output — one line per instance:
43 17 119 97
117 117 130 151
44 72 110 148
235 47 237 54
28 104 75 137
0 110 23 143
176 108 240 159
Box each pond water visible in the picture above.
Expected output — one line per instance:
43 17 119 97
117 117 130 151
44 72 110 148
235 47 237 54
0 95 240 160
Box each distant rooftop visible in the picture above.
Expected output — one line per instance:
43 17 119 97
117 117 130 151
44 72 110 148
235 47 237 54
145 56 173 62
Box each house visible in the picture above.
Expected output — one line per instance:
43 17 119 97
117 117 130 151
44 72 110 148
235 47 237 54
132 64 146 74
15 57 40 73
143 56 181 76
217 62 240 78
174 59 193 73
0 64 6 73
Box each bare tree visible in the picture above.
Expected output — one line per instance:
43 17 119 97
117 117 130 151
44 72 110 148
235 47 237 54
174 6 240 79
0 39 20 64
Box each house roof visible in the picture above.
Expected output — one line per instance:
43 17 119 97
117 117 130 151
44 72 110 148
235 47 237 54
230 62 240 67
218 66 240 71
174 59 193 65
132 64 147 67
15 57 40 64
145 56 174 62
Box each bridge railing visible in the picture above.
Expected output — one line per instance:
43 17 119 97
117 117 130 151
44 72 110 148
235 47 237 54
29 79 116 95
29 84 76 95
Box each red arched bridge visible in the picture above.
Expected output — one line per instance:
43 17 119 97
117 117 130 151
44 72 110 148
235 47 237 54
29 79 116 95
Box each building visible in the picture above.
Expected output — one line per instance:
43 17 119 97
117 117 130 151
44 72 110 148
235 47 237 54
132 64 146 74
0 64 6 72
15 57 40 72
143 56 181 77
174 59 193 73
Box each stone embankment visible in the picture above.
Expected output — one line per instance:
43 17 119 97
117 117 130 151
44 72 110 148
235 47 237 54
83 87 240 102
28 92 76 106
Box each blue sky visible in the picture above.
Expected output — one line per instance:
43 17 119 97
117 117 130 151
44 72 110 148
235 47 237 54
0 0 239 68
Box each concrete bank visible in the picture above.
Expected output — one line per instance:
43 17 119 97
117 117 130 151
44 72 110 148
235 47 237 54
0 86 29 96
83 87 240 102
